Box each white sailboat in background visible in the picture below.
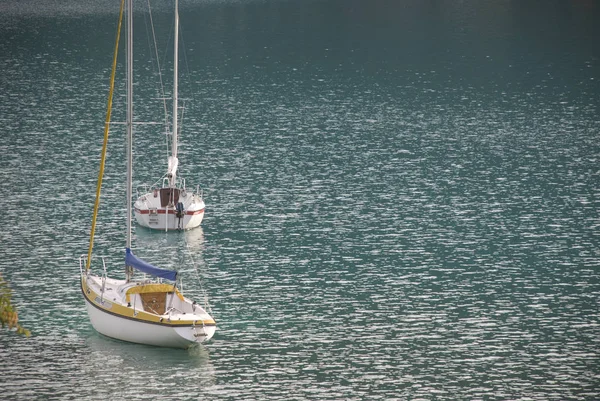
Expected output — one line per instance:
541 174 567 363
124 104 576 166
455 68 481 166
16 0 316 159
134 0 205 231
80 0 215 349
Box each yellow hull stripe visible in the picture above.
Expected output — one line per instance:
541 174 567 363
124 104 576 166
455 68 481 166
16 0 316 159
81 276 215 327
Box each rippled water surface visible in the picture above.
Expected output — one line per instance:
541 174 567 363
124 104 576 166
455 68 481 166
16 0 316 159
1 0 599 399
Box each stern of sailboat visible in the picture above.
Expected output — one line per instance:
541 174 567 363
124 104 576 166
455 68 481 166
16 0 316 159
134 183 205 230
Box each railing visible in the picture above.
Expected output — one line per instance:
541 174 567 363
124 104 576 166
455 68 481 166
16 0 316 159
135 174 204 201
79 255 108 281
100 258 107 301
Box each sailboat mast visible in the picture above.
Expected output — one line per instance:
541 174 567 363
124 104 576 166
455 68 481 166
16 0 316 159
171 0 179 187
126 0 133 281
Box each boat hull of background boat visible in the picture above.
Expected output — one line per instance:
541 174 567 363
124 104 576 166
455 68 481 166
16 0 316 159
81 275 215 349
134 189 205 231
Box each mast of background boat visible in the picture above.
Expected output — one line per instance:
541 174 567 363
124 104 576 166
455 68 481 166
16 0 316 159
170 0 179 188
126 0 134 281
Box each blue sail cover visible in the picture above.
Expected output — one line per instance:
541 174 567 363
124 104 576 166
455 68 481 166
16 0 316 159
125 248 177 281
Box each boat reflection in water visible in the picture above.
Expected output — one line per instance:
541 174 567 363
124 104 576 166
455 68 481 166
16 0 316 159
82 334 216 396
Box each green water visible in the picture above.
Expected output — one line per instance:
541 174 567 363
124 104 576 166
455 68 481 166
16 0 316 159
1 0 599 399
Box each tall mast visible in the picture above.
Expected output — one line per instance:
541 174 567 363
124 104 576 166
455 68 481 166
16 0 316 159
171 0 179 187
126 0 133 280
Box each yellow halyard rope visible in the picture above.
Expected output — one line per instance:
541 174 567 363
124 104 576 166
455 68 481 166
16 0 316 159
86 0 126 271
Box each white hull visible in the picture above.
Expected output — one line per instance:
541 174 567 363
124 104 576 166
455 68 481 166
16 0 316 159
84 298 215 348
134 188 204 231
81 274 215 349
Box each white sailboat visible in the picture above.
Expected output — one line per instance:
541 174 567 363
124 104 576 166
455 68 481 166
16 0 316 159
80 0 215 349
134 0 205 231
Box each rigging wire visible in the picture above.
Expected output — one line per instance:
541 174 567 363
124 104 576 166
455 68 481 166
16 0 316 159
144 0 171 163
145 0 169 132
144 0 199 170
182 234 213 315
178 23 195 134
